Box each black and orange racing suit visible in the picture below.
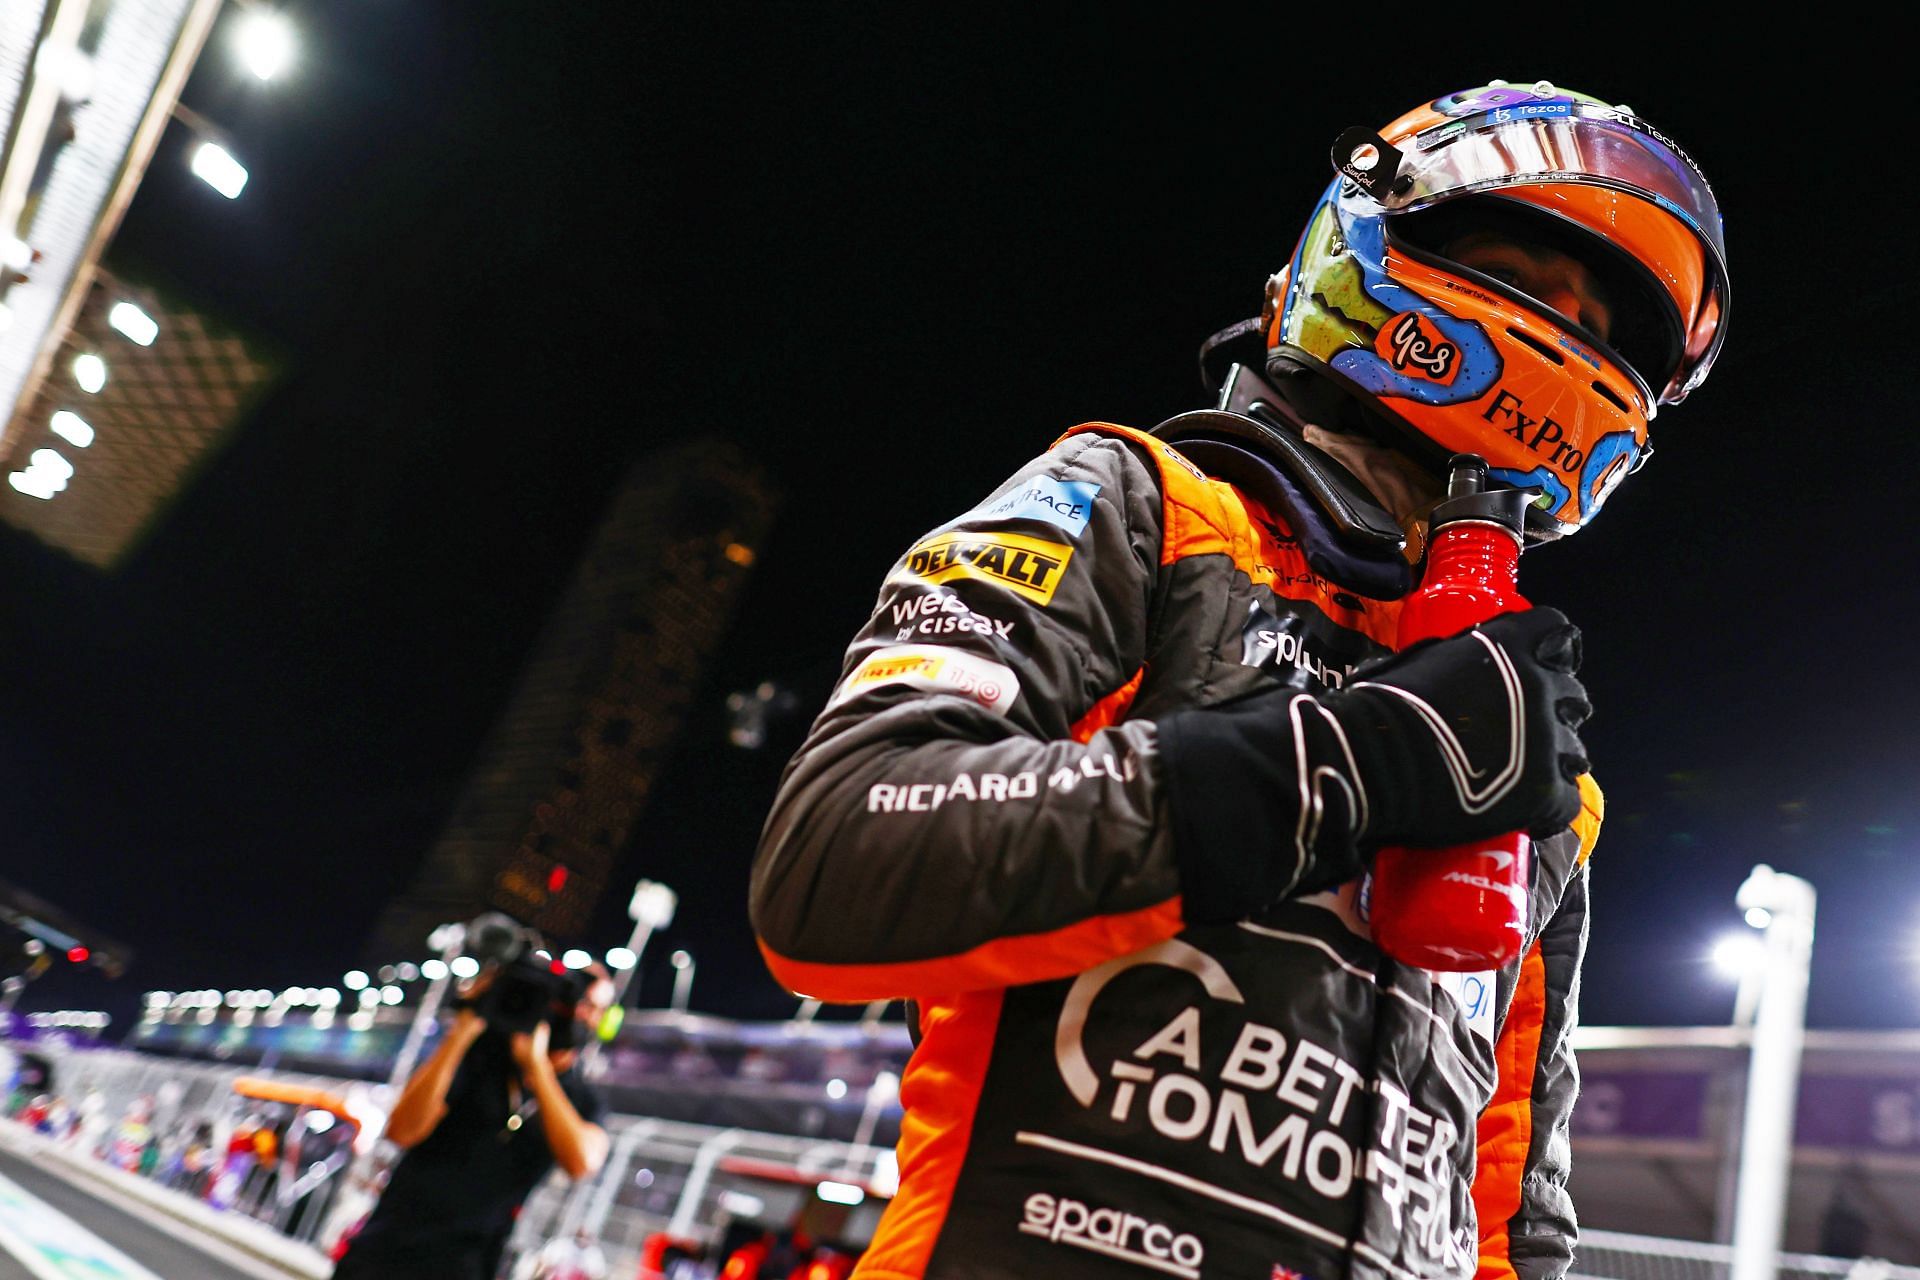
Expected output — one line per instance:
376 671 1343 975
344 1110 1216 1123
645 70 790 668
751 415 1602 1280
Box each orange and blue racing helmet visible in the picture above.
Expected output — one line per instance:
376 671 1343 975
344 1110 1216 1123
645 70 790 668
1265 81 1729 537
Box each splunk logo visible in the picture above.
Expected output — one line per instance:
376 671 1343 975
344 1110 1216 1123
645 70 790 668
1020 1193 1205 1278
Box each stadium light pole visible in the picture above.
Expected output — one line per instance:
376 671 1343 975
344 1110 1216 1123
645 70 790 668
669 950 696 1015
1728 865 1817 1280
611 879 676 1010
386 922 466 1092
1709 925 1765 1244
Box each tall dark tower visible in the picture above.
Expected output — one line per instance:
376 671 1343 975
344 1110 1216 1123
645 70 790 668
367 438 775 956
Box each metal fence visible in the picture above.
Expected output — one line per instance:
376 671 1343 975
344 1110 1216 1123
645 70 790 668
507 1115 892 1274
6 1039 893 1276
11 1039 1916 1280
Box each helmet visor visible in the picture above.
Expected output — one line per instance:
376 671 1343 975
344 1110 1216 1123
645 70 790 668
1365 102 1728 400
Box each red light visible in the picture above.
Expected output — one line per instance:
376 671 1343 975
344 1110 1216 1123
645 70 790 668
550 960 567 975
547 864 569 893
808 1265 831 1280
66 946 89 963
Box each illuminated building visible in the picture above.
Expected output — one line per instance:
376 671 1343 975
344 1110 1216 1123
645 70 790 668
366 440 775 954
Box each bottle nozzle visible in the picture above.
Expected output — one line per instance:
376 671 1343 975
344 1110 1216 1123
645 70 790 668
1429 453 1528 542
1446 455 1489 501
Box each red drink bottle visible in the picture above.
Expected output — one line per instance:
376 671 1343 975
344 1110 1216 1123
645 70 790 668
1369 455 1534 971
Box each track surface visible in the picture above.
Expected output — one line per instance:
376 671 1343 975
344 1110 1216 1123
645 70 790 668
0 1145 281 1280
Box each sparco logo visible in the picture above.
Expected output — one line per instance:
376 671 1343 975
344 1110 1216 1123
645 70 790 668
1021 1193 1204 1278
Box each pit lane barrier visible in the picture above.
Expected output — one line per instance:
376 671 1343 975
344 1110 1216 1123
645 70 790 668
0 1117 330 1279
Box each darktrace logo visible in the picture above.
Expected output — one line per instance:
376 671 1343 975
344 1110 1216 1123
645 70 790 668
1020 1192 1204 1278
904 530 1072 606
1377 312 1458 384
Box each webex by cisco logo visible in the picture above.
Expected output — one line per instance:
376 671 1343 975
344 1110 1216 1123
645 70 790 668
1020 1192 1205 1277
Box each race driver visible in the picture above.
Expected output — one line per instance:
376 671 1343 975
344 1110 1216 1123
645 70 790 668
752 81 1728 1280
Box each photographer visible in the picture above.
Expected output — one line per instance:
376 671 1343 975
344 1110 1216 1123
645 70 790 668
332 959 613 1280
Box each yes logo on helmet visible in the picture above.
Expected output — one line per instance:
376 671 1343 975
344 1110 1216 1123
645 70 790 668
1376 313 1458 384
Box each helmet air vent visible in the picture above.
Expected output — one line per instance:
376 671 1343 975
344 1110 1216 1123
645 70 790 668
1504 327 1565 366
1591 381 1633 414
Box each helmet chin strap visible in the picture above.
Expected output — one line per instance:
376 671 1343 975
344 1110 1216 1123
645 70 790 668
1299 425 1443 536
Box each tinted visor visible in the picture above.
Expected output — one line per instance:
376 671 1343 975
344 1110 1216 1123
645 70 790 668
1370 102 1728 401
1390 196 1680 404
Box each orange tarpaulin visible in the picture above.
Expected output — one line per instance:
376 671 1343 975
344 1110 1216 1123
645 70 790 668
229 1076 362 1130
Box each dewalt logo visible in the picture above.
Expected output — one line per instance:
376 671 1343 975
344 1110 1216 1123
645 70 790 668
903 531 1073 605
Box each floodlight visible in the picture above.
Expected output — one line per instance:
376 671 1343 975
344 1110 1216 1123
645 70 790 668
50 411 93 447
72 353 106 393
108 302 158 346
191 142 249 199
1712 932 1765 980
233 11 295 81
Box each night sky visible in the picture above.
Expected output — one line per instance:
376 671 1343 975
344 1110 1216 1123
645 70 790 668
1 7 1914 1034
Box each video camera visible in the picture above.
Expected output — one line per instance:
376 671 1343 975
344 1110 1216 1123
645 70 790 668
453 913 595 1050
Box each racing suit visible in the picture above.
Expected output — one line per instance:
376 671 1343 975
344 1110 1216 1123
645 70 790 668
751 413 1602 1280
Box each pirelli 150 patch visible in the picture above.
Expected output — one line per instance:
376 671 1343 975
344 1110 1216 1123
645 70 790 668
903 530 1073 605
831 644 1020 714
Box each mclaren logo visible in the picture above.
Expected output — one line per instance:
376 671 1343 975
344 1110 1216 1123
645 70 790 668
903 531 1073 605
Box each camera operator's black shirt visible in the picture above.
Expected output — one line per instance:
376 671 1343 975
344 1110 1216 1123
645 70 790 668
347 1031 605 1264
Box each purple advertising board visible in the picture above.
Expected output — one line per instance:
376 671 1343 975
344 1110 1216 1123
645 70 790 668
1572 1067 1920 1155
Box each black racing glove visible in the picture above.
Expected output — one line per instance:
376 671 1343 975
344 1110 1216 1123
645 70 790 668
1156 607 1590 924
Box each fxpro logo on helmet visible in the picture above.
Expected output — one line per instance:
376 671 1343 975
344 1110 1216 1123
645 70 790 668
1480 388 1589 474
1020 1193 1204 1278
